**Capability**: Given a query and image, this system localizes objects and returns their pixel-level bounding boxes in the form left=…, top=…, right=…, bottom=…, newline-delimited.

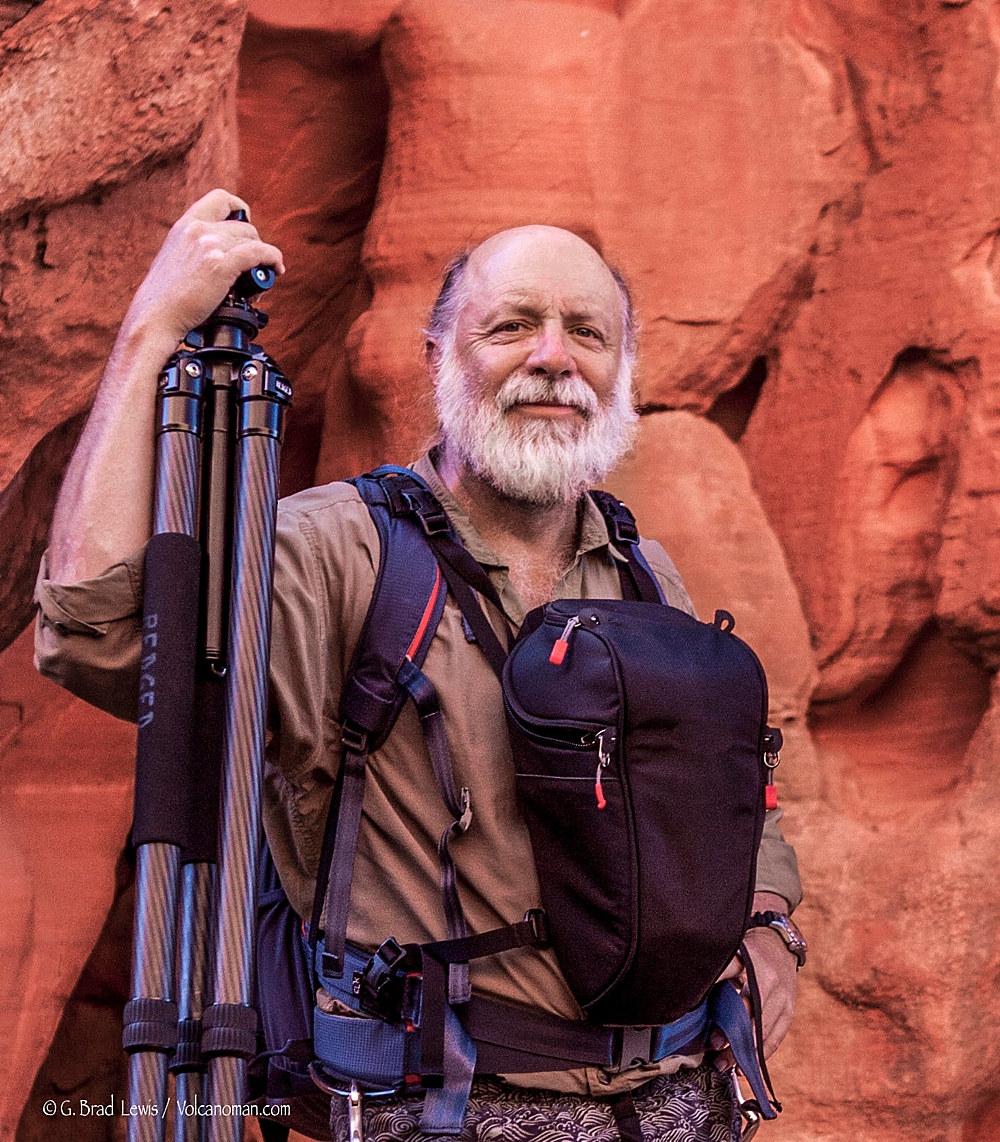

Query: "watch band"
left=747, top=910, right=807, bottom=968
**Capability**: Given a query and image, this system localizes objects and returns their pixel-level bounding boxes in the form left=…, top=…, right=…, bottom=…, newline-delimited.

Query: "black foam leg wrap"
left=133, top=532, right=202, bottom=848
left=122, top=997, right=180, bottom=1053
left=183, top=673, right=225, bottom=862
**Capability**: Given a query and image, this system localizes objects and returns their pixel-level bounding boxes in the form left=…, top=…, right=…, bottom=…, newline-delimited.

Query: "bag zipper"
left=549, top=615, right=581, bottom=665
left=593, top=727, right=617, bottom=809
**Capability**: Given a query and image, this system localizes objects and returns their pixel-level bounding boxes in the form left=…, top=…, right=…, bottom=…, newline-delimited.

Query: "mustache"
left=494, top=372, right=601, bottom=419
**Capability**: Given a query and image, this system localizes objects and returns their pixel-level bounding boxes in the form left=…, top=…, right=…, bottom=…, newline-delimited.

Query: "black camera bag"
left=503, top=599, right=770, bottom=1025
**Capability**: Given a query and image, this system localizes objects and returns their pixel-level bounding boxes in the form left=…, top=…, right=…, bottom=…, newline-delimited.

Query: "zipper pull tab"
left=764, top=753, right=780, bottom=810
left=594, top=727, right=617, bottom=810
left=763, top=726, right=782, bottom=811
left=549, top=615, right=581, bottom=665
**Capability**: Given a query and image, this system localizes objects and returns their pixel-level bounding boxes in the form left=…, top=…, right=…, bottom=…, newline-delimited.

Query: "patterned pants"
left=324, top=1064, right=740, bottom=1142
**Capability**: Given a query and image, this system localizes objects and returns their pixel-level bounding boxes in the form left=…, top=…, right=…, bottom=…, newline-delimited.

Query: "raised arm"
left=47, top=188, right=284, bottom=585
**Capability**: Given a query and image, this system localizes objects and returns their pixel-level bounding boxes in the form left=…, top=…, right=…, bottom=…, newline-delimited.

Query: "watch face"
left=772, top=917, right=807, bottom=965
left=750, top=911, right=807, bottom=966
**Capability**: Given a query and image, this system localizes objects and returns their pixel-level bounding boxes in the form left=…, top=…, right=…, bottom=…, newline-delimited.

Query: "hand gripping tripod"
left=123, top=215, right=291, bottom=1142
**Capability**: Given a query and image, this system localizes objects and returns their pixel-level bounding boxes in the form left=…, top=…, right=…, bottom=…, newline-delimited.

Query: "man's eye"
left=573, top=327, right=602, bottom=341
left=494, top=321, right=525, bottom=334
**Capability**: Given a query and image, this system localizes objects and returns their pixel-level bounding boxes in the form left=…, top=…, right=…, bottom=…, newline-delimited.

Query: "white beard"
left=433, top=346, right=639, bottom=506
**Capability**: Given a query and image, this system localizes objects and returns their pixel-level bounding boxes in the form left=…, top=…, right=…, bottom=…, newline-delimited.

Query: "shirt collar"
left=411, top=452, right=625, bottom=565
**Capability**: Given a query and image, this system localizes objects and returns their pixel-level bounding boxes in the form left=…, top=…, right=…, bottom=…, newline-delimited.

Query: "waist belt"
left=306, top=937, right=773, bottom=1134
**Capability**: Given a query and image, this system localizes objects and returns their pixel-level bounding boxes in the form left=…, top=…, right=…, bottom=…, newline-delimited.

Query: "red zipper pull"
left=764, top=743, right=780, bottom=810
left=549, top=615, right=581, bottom=665
left=594, top=728, right=616, bottom=809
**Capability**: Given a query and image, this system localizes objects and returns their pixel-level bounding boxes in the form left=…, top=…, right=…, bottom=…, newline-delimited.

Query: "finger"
left=219, top=238, right=285, bottom=277
left=762, top=996, right=795, bottom=1058
left=183, top=187, right=252, bottom=224
left=185, top=218, right=262, bottom=250
left=712, top=1046, right=735, bottom=1073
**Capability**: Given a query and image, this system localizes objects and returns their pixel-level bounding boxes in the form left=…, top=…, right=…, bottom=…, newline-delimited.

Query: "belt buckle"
left=618, top=1026, right=652, bottom=1071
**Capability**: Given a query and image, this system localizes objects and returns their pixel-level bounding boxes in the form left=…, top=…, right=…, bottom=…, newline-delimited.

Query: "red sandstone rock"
left=0, top=628, right=135, bottom=1134
left=0, top=0, right=247, bottom=223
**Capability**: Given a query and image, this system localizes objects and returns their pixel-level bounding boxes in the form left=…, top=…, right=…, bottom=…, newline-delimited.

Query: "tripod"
left=122, top=218, right=291, bottom=1142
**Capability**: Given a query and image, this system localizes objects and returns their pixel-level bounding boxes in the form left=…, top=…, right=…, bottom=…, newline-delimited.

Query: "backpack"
left=251, top=465, right=782, bottom=1141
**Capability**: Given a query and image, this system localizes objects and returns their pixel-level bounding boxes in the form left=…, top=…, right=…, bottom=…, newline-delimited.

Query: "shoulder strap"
left=311, top=467, right=509, bottom=982
left=588, top=490, right=665, bottom=604
left=337, top=468, right=449, bottom=750
left=311, top=468, right=449, bottom=976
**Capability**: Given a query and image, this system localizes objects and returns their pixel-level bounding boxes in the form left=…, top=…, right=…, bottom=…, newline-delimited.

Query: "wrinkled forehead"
left=462, top=227, right=623, bottom=331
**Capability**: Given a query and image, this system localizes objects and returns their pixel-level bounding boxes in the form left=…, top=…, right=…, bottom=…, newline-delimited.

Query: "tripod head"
left=183, top=209, right=276, bottom=348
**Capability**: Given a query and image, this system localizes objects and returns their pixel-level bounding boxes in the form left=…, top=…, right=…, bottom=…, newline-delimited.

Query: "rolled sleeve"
left=34, top=546, right=147, bottom=721
left=754, top=807, right=803, bottom=912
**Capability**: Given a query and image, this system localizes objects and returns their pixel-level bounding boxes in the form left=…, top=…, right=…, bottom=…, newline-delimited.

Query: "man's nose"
left=526, top=323, right=575, bottom=377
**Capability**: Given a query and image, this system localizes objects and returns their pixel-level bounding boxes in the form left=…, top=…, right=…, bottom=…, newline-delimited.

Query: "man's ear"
left=425, top=336, right=441, bottom=376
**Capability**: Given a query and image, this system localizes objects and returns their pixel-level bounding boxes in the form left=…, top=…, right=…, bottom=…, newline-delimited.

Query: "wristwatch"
left=747, top=910, right=807, bottom=968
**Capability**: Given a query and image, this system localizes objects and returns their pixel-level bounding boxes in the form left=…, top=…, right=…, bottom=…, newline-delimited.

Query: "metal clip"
left=730, top=1069, right=762, bottom=1140
left=347, top=1080, right=364, bottom=1142
left=307, top=1067, right=397, bottom=1142
left=457, top=786, right=473, bottom=833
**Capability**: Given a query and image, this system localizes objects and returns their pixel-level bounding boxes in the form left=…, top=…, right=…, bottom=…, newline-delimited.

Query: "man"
left=36, top=190, right=802, bottom=1141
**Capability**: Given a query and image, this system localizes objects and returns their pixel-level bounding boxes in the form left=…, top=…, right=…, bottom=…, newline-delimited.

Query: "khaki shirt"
left=35, top=455, right=801, bottom=1095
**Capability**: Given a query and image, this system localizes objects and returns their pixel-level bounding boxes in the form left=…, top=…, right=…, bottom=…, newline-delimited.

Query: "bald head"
left=427, top=225, right=636, bottom=363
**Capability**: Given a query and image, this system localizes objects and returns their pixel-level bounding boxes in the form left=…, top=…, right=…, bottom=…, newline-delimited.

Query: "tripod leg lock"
left=122, top=997, right=180, bottom=1053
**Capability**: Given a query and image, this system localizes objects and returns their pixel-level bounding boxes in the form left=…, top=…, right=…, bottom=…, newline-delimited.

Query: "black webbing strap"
left=464, top=992, right=616, bottom=1069
left=740, top=940, right=782, bottom=1113
left=418, top=952, right=451, bottom=1088
left=588, top=490, right=664, bottom=605
left=307, top=748, right=347, bottom=975
left=423, top=911, right=548, bottom=965
left=610, top=1092, right=645, bottom=1142
left=419, top=913, right=550, bottom=1086
left=425, top=534, right=512, bottom=680
left=319, top=742, right=368, bottom=978
left=398, top=658, right=473, bottom=1004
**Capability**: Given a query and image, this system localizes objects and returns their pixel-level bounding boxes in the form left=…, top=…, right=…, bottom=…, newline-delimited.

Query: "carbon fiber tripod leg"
left=203, top=369, right=288, bottom=1141
left=125, top=425, right=203, bottom=1142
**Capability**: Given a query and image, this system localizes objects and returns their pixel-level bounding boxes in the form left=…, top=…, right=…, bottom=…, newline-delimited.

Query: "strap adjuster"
left=523, top=908, right=550, bottom=947
left=400, top=488, right=450, bottom=536
left=357, top=938, right=421, bottom=1021
left=341, top=723, right=369, bottom=754
left=609, top=515, right=639, bottom=545
left=589, top=490, right=639, bottom=545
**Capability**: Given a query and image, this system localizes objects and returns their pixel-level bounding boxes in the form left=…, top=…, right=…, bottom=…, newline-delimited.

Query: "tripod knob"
left=226, top=210, right=276, bottom=298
